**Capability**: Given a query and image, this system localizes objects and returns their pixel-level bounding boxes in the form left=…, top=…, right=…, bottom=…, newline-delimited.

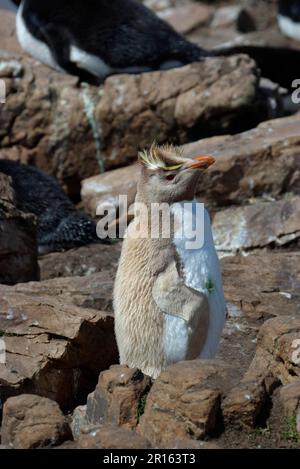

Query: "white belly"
left=70, top=45, right=112, bottom=78
left=278, top=14, right=300, bottom=41
left=16, top=2, right=112, bottom=79
left=16, top=2, right=63, bottom=71
left=164, top=201, right=226, bottom=361
left=16, top=2, right=153, bottom=80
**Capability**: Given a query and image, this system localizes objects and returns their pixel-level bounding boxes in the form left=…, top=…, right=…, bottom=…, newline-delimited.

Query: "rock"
left=213, top=196, right=300, bottom=255
left=250, top=315, right=300, bottom=384
left=71, top=405, right=87, bottom=440
left=297, top=408, right=300, bottom=435
left=222, top=314, right=300, bottom=429
left=39, top=242, right=121, bottom=280
left=86, top=365, right=151, bottom=430
left=81, top=164, right=140, bottom=217
left=211, top=6, right=256, bottom=33
left=159, top=3, right=213, bottom=35
left=138, top=360, right=233, bottom=445
left=143, top=0, right=175, bottom=13
left=6, top=268, right=117, bottom=312
left=0, top=283, right=118, bottom=409
left=83, top=113, right=300, bottom=223
left=221, top=252, right=300, bottom=321
left=72, top=424, right=151, bottom=449
left=222, top=379, right=267, bottom=429
left=279, top=380, right=300, bottom=418
left=0, top=43, right=265, bottom=198
left=186, top=113, right=300, bottom=206
left=0, top=173, right=39, bottom=285
left=2, top=394, right=71, bottom=449
left=97, top=55, right=260, bottom=167
left=0, top=172, right=15, bottom=202
left=0, top=10, right=21, bottom=54
left=0, top=49, right=103, bottom=198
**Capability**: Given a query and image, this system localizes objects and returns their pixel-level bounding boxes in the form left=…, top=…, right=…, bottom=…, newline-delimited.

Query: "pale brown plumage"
left=113, top=144, right=216, bottom=378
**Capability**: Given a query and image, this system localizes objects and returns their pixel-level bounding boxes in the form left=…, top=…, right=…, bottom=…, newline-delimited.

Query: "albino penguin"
left=278, top=0, right=300, bottom=41
left=114, top=145, right=227, bottom=379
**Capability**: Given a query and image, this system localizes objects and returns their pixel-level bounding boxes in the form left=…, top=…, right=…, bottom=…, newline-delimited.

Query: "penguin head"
left=138, top=143, right=215, bottom=204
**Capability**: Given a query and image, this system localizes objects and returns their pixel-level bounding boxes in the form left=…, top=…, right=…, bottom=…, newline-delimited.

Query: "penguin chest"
left=278, top=14, right=300, bottom=40
left=163, top=202, right=226, bottom=361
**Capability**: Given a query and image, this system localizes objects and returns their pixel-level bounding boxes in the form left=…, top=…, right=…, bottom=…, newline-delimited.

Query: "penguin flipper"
left=152, top=260, right=209, bottom=325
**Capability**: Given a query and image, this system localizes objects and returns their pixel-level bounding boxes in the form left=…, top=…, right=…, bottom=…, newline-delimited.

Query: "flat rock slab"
left=97, top=55, right=259, bottom=166
left=221, top=252, right=300, bottom=321
left=186, top=113, right=300, bottom=206
left=0, top=283, right=118, bottom=409
left=213, top=196, right=300, bottom=254
left=81, top=165, right=140, bottom=217
left=39, top=242, right=122, bottom=281
left=81, top=113, right=300, bottom=218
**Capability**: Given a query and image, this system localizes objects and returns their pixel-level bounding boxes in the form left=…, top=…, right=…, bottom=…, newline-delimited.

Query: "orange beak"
left=189, top=155, right=216, bottom=169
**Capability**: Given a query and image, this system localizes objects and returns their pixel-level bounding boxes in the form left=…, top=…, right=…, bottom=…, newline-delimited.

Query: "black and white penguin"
left=0, top=159, right=99, bottom=254
left=278, top=0, right=300, bottom=41
left=11, top=0, right=300, bottom=91
left=12, top=0, right=209, bottom=83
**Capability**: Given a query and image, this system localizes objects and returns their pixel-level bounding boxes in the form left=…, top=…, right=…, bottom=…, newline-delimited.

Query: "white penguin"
left=114, top=144, right=227, bottom=379
left=278, top=0, right=300, bottom=41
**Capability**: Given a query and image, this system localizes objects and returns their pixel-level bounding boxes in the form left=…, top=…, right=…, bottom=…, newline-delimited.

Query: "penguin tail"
left=169, top=39, right=212, bottom=65
left=212, top=45, right=300, bottom=91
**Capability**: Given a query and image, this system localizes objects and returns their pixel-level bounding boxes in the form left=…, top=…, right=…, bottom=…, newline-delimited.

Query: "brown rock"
left=211, top=6, right=256, bottom=33
left=86, top=365, right=151, bottom=430
left=0, top=282, right=118, bottom=409
left=0, top=173, right=39, bottom=285
left=186, top=113, right=300, bottom=206
left=297, top=408, right=300, bottom=435
left=81, top=164, right=140, bottom=217
left=75, top=424, right=151, bottom=449
left=39, top=242, right=121, bottom=281
left=251, top=315, right=300, bottom=384
left=221, top=252, right=300, bottom=321
left=138, top=360, right=233, bottom=445
left=7, top=269, right=117, bottom=312
left=213, top=196, right=300, bottom=254
left=0, top=48, right=263, bottom=198
left=82, top=113, right=300, bottom=224
left=279, top=380, right=300, bottom=418
left=222, top=315, right=300, bottom=428
left=71, top=405, right=87, bottom=440
left=96, top=55, right=259, bottom=166
left=0, top=10, right=21, bottom=54
left=0, top=172, right=15, bottom=203
left=2, top=394, right=71, bottom=449
left=0, top=51, right=103, bottom=198
left=159, top=3, right=213, bottom=34
left=222, top=379, right=267, bottom=428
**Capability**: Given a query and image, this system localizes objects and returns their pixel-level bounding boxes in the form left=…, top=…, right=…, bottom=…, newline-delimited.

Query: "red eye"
left=165, top=174, right=175, bottom=181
